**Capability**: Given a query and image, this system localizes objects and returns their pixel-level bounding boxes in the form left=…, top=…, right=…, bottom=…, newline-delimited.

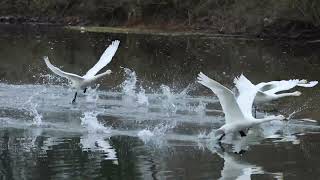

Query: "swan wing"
left=263, top=79, right=302, bottom=94
left=83, top=40, right=120, bottom=79
left=257, top=79, right=318, bottom=94
left=255, top=82, right=277, bottom=92
left=234, top=74, right=258, bottom=118
left=197, top=72, right=244, bottom=124
left=43, top=56, right=84, bottom=82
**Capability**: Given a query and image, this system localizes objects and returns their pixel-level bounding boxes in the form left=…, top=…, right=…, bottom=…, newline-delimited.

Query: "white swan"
left=197, top=72, right=285, bottom=141
left=44, top=40, right=120, bottom=103
left=254, top=79, right=318, bottom=103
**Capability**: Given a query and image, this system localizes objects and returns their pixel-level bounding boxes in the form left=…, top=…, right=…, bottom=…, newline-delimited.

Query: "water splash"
left=137, top=86, right=149, bottom=106
left=159, top=84, right=207, bottom=116
left=28, top=103, right=43, bottom=126
left=121, top=68, right=137, bottom=98
left=121, top=67, right=149, bottom=106
left=80, top=111, right=110, bottom=134
left=193, top=101, right=207, bottom=115
left=197, top=131, right=210, bottom=139
left=39, top=73, right=68, bottom=86
left=137, top=129, right=154, bottom=143
left=287, top=106, right=308, bottom=120
left=23, top=90, right=44, bottom=126
left=160, top=85, right=177, bottom=114
left=138, top=121, right=176, bottom=146
left=178, top=83, right=196, bottom=97
left=85, top=85, right=100, bottom=103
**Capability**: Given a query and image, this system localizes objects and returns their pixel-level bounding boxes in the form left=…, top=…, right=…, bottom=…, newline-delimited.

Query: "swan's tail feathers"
left=197, top=72, right=221, bottom=91
left=297, top=81, right=318, bottom=88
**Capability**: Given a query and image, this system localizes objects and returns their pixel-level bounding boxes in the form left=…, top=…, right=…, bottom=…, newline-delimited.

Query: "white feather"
left=254, top=78, right=318, bottom=103
left=44, top=56, right=84, bottom=84
left=197, top=72, right=285, bottom=138
left=234, top=74, right=258, bottom=119
left=83, top=40, right=120, bottom=79
left=44, top=40, right=120, bottom=90
left=197, top=72, right=244, bottom=124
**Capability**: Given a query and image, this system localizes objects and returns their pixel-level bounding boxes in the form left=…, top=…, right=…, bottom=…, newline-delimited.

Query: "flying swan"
left=254, top=79, right=318, bottom=103
left=197, top=72, right=285, bottom=141
left=44, top=40, right=120, bottom=103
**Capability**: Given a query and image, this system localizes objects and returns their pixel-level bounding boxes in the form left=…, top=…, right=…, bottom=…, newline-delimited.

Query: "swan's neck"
left=275, top=92, right=297, bottom=98
left=93, top=70, right=111, bottom=80
left=252, top=116, right=279, bottom=124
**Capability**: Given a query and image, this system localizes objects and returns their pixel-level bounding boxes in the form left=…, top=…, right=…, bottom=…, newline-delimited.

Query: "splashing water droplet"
left=138, top=129, right=154, bottom=143
left=81, top=111, right=110, bottom=134
left=23, top=89, right=44, bottom=126
left=160, top=85, right=177, bottom=114
left=138, top=121, right=176, bottom=146
left=197, top=131, right=209, bottom=139
left=121, top=68, right=149, bottom=106
left=85, top=85, right=100, bottom=103
left=29, top=103, right=42, bottom=126
left=137, top=86, right=149, bottom=106
left=194, top=101, right=207, bottom=115
left=121, top=68, right=137, bottom=98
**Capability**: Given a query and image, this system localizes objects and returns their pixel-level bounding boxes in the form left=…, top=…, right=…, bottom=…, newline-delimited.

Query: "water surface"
left=0, top=24, right=320, bottom=179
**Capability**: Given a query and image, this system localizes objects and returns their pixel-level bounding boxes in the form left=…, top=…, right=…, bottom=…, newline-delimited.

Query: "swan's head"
left=293, top=91, right=302, bottom=96
left=106, top=70, right=112, bottom=75
left=275, top=115, right=286, bottom=120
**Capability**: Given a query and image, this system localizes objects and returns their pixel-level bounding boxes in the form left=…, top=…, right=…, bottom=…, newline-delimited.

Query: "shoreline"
left=66, top=26, right=256, bottom=39
left=0, top=18, right=320, bottom=42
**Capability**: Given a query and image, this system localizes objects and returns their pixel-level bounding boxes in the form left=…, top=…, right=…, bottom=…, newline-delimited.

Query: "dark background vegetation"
left=1, top=0, right=320, bottom=38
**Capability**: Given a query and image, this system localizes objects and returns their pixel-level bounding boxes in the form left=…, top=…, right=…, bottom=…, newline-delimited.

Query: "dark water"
left=0, top=24, right=320, bottom=179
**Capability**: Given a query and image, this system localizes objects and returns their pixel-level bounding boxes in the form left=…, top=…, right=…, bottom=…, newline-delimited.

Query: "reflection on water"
left=0, top=24, right=320, bottom=179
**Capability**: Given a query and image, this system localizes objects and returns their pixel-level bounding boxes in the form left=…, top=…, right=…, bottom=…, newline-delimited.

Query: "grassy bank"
left=1, top=0, right=320, bottom=39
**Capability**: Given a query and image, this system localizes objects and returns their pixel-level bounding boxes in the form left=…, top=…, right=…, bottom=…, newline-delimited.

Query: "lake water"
left=0, top=24, right=320, bottom=179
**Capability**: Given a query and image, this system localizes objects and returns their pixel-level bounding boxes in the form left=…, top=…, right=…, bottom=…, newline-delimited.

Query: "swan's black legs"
left=83, top=88, right=87, bottom=93
left=239, top=131, right=246, bottom=137
left=72, top=92, right=78, bottom=104
left=218, top=141, right=225, bottom=152
left=218, top=133, right=226, bottom=141
left=234, top=149, right=247, bottom=155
